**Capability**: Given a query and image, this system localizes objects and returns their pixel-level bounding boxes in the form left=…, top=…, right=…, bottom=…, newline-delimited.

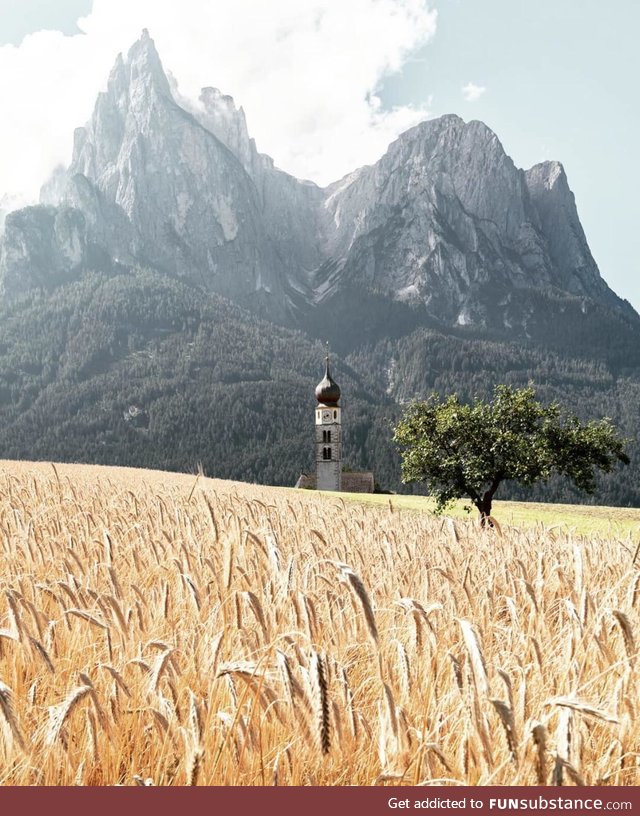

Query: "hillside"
left=0, top=264, right=637, bottom=504
left=0, top=459, right=637, bottom=786
left=0, top=268, right=397, bottom=485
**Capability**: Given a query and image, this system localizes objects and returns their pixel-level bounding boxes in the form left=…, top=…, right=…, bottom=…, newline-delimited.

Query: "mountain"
left=37, top=30, right=325, bottom=324
left=23, top=30, right=632, bottom=333
left=0, top=31, right=638, bottom=505
left=308, top=118, right=635, bottom=348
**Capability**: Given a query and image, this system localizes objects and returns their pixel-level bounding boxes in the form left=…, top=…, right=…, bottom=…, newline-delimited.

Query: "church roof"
left=315, top=355, right=341, bottom=405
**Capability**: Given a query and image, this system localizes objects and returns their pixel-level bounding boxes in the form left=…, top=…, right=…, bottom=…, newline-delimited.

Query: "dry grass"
left=0, top=459, right=638, bottom=786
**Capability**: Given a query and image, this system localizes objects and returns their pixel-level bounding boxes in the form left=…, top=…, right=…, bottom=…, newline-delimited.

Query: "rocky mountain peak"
left=194, top=87, right=256, bottom=174
left=65, top=30, right=175, bottom=195
left=524, top=159, right=613, bottom=302
left=88, top=29, right=172, bottom=129
left=123, top=29, right=171, bottom=97
left=33, top=30, right=329, bottom=322
left=526, top=161, right=569, bottom=193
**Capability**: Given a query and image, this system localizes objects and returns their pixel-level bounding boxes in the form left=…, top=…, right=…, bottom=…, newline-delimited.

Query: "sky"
left=0, top=0, right=637, bottom=311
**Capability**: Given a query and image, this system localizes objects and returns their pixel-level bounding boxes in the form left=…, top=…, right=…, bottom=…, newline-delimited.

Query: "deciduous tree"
left=393, top=385, right=630, bottom=523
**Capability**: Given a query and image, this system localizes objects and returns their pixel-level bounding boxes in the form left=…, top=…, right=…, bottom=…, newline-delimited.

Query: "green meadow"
left=321, top=490, right=640, bottom=542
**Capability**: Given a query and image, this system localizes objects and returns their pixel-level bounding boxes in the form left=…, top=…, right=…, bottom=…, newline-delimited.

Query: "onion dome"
left=315, top=354, right=341, bottom=405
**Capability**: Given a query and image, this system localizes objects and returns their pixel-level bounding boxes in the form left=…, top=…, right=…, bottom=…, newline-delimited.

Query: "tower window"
left=322, top=430, right=332, bottom=443
left=323, top=447, right=332, bottom=460
left=334, top=410, right=337, bottom=419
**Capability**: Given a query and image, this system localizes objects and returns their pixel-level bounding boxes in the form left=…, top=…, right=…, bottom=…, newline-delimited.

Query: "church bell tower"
left=315, top=351, right=342, bottom=491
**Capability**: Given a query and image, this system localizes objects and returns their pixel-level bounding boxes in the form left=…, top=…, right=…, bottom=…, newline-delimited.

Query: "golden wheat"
left=0, top=459, right=637, bottom=785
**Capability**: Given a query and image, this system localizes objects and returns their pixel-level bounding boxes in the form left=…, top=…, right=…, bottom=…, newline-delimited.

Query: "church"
left=295, top=354, right=375, bottom=494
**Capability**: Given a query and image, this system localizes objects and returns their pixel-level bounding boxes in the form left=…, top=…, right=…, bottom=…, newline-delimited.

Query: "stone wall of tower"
left=315, top=406, right=342, bottom=491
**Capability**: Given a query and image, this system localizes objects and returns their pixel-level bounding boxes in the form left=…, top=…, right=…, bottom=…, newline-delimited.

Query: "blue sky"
left=0, top=0, right=90, bottom=41
left=1, top=0, right=637, bottom=311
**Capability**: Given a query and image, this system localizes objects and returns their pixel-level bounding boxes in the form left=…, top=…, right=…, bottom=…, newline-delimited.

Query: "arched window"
left=334, top=410, right=337, bottom=419
left=322, top=447, right=332, bottom=460
left=327, top=430, right=331, bottom=443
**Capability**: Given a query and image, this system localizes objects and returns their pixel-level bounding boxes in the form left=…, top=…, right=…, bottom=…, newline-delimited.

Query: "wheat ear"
left=310, top=651, right=330, bottom=755
left=0, top=681, right=26, bottom=752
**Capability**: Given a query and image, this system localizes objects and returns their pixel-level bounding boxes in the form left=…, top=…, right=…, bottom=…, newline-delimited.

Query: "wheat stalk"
left=310, top=651, right=331, bottom=756
left=334, top=562, right=378, bottom=645
left=0, top=681, right=26, bottom=752
left=458, top=618, right=490, bottom=696
left=46, top=685, right=93, bottom=745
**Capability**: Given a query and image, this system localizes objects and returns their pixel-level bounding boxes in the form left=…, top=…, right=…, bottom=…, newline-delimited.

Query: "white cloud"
left=460, top=82, right=487, bottom=102
left=0, top=0, right=437, bottom=204
left=461, top=82, right=486, bottom=102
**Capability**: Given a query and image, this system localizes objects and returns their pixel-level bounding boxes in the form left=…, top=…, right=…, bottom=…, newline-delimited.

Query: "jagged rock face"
left=315, top=116, right=625, bottom=329
left=0, top=206, right=87, bottom=298
left=50, top=30, right=324, bottom=320
left=0, top=30, right=632, bottom=336
left=525, top=161, right=613, bottom=302
left=0, top=193, right=27, bottom=233
left=193, top=87, right=256, bottom=177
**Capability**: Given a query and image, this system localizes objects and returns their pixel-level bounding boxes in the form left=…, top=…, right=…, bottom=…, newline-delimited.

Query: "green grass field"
left=320, top=490, right=640, bottom=541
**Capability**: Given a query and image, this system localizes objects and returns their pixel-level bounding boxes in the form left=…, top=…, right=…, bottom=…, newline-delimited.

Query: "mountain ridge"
left=2, top=29, right=632, bottom=334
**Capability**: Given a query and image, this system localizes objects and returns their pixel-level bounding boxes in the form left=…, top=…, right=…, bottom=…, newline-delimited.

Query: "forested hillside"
left=0, top=267, right=395, bottom=485
left=0, top=265, right=636, bottom=506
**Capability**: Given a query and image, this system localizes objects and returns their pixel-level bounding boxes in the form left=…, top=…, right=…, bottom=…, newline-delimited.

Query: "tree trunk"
left=477, top=495, right=493, bottom=527
left=476, top=477, right=503, bottom=527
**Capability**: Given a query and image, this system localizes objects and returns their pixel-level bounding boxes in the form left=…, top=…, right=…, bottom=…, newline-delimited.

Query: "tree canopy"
left=393, top=385, right=630, bottom=521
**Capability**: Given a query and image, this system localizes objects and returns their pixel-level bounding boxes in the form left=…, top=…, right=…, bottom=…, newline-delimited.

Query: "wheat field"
left=0, top=460, right=638, bottom=786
